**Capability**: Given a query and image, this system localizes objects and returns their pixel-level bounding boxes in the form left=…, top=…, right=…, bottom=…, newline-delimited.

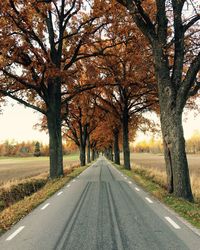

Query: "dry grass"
left=114, top=163, right=200, bottom=229
left=133, top=164, right=167, bottom=187
left=0, top=165, right=78, bottom=211
left=0, top=164, right=88, bottom=235
left=190, top=174, right=200, bottom=202
left=0, top=178, right=47, bottom=211
left=130, top=153, right=200, bottom=202
left=0, top=172, right=48, bottom=191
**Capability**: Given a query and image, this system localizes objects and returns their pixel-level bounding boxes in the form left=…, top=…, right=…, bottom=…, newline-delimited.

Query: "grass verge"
left=113, top=163, right=200, bottom=229
left=0, top=164, right=89, bottom=236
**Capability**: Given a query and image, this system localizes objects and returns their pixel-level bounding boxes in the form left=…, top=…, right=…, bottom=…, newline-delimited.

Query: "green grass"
left=63, top=153, right=79, bottom=161
left=113, top=163, right=200, bottom=229
left=0, top=153, right=79, bottom=162
left=0, top=163, right=89, bottom=236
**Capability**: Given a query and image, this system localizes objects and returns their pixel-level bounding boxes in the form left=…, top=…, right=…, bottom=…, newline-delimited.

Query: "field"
left=130, top=153, right=200, bottom=174
left=129, top=153, right=200, bottom=200
left=0, top=154, right=79, bottom=184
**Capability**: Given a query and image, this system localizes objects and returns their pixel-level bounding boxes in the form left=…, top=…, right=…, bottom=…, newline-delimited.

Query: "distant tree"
left=90, top=115, right=115, bottom=160
left=186, top=130, right=200, bottom=154
left=64, top=91, right=101, bottom=166
left=34, top=142, right=41, bottom=157
left=134, top=138, right=163, bottom=154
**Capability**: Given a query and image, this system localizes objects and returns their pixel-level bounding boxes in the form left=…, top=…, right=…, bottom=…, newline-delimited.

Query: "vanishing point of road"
left=0, top=157, right=200, bottom=249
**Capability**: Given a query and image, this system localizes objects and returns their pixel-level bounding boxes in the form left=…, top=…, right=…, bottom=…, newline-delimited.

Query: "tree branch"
left=183, top=15, right=200, bottom=33
left=177, top=51, right=200, bottom=110
left=0, top=89, right=46, bottom=114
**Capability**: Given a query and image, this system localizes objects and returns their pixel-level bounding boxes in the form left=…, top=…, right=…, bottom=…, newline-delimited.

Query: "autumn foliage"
left=0, top=0, right=199, bottom=202
left=0, top=0, right=112, bottom=177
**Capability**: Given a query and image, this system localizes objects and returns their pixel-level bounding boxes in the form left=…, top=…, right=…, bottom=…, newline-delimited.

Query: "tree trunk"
left=153, top=45, right=193, bottom=201
left=163, top=138, right=174, bottom=193
left=113, top=128, right=120, bottom=165
left=92, top=149, right=95, bottom=161
left=87, top=135, right=91, bottom=164
left=160, top=110, right=193, bottom=201
left=104, top=148, right=108, bottom=159
left=95, top=151, right=99, bottom=159
left=163, top=138, right=173, bottom=193
left=109, top=146, right=113, bottom=161
left=122, top=109, right=131, bottom=170
left=94, top=150, right=97, bottom=160
left=105, top=147, right=112, bottom=161
left=79, top=144, right=86, bottom=166
left=116, top=0, right=194, bottom=202
left=47, top=78, right=63, bottom=178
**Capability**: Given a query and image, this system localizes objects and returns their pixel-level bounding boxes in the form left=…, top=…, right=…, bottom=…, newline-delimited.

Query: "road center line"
left=124, top=177, right=127, bottom=180
left=41, top=203, right=50, bottom=210
left=67, top=184, right=71, bottom=188
left=145, top=197, right=153, bottom=203
left=165, top=217, right=181, bottom=229
left=57, top=191, right=63, bottom=196
left=128, top=181, right=132, bottom=184
left=72, top=179, right=76, bottom=182
left=135, top=187, right=140, bottom=192
left=6, top=226, right=25, bottom=241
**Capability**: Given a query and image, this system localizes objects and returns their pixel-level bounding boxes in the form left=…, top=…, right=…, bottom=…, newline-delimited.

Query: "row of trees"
left=116, top=0, right=200, bottom=201
left=186, top=131, right=200, bottom=154
left=0, top=140, right=76, bottom=157
left=0, top=141, right=47, bottom=156
left=133, top=138, right=163, bottom=154
left=134, top=130, right=200, bottom=154
left=0, top=0, right=157, bottom=170
left=0, top=1, right=199, bottom=201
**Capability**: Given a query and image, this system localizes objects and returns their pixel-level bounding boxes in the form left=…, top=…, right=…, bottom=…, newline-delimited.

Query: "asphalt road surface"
left=0, top=157, right=200, bottom=250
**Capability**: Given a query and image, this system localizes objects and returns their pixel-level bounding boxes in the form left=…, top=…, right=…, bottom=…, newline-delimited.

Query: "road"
left=0, top=157, right=200, bottom=249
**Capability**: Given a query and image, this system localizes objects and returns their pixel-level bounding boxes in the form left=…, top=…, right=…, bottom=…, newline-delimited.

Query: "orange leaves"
left=0, top=0, right=157, bottom=154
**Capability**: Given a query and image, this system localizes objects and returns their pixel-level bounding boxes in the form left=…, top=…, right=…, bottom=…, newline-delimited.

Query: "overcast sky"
left=0, top=102, right=49, bottom=144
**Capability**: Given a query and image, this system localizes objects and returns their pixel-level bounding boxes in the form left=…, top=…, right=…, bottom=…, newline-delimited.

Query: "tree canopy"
left=0, top=0, right=199, bottom=201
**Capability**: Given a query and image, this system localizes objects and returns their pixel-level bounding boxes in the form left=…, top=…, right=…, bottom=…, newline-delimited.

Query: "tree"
left=64, top=91, right=100, bottom=166
left=116, top=0, right=200, bottom=200
left=93, top=111, right=122, bottom=163
left=34, top=141, right=41, bottom=157
left=186, top=130, right=200, bottom=154
left=89, top=114, right=115, bottom=160
left=0, top=0, right=107, bottom=178
left=113, top=126, right=121, bottom=165
left=93, top=28, right=157, bottom=169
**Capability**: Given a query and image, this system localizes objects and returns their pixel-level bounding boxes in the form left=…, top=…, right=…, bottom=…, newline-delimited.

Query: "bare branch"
left=0, top=89, right=46, bottom=114
left=183, top=15, right=200, bottom=32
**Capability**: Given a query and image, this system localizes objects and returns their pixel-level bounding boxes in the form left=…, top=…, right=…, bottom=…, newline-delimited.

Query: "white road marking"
left=6, top=226, right=25, bottom=241
left=121, top=174, right=124, bottom=177
left=145, top=197, right=153, bottom=203
left=135, top=187, right=140, bottom=192
left=57, top=191, right=63, bottom=196
left=41, top=203, right=50, bottom=210
left=67, top=184, right=71, bottom=188
left=165, top=217, right=181, bottom=229
left=72, top=179, right=76, bottom=182
left=128, top=181, right=132, bottom=184
left=124, top=177, right=127, bottom=180
left=77, top=176, right=80, bottom=178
